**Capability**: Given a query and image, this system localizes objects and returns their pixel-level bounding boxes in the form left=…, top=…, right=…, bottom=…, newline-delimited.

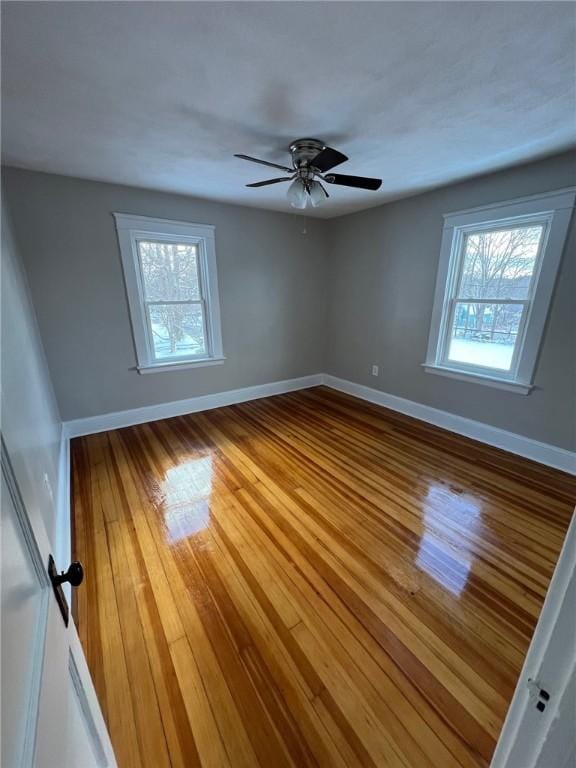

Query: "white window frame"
left=424, top=188, right=575, bottom=395
left=113, top=213, right=224, bottom=374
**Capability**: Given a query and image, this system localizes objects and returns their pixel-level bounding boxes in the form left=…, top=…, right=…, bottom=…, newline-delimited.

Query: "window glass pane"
left=446, top=301, right=523, bottom=371
left=138, top=241, right=200, bottom=301
left=459, top=226, right=543, bottom=300
left=148, top=303, right=206, bottom=359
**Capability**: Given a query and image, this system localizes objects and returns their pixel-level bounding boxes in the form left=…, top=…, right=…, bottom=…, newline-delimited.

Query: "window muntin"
left=441, top=223, right=545, bottom=375
left=114, top=215, right=223, bottom=372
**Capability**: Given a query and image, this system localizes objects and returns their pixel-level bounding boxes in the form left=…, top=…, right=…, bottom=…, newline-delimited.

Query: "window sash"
left=136, top=239, right=202, bottom=299
left=439, top=298, right=530, bottom=376
left=143, top=299, right=209, bottom=363
left=453, top=223, right=546, bottom=303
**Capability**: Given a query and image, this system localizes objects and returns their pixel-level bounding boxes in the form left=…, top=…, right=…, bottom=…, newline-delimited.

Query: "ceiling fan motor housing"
left=289, top=138, right=326, bottom=170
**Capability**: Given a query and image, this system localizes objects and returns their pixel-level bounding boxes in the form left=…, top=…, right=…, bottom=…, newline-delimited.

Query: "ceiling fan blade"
left=234, top=154, right=293, bottom=173
left=246, top=177, right=292, bottom=187
left=311, top=147, right=348, bottom=172
left=324, top=174, right=382, bottom=191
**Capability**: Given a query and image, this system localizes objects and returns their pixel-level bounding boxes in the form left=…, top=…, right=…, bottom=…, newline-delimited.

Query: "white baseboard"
left=63, top=374, right=324, bottom=438
left=323, top=374, right=576, bottom=475
left=61, top=371, right=575, bottom=475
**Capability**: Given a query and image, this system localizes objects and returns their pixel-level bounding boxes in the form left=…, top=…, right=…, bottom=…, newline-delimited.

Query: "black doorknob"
left=53, top=561, right=84, bottom=588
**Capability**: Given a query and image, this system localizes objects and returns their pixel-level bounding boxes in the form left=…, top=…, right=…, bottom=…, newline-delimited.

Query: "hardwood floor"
left=71, top=386, right=575, bottom=768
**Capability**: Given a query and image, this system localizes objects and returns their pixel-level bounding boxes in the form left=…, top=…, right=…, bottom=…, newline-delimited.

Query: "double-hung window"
left=425, top=189, right=574, bottom=393
left=114, top=214, right=224, bottom=373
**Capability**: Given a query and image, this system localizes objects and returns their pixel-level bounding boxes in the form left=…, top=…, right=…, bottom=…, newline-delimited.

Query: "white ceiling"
left=2, top=2, right=575, bottom=218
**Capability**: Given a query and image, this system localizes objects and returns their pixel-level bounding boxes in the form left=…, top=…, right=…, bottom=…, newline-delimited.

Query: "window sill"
left=137, top=357, right=226, bottom=374
left=422, top=364, right=533, bottom=395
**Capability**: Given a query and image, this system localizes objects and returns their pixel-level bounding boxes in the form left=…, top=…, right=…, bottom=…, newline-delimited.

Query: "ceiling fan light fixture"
left=287, top=178, right=308, bottom=209
left=308, top=180, right=326, bottom=208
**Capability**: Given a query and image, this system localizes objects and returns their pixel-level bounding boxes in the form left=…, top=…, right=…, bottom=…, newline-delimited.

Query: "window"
left=114, top=214, right=224, bottom=373
left=425, top=188, right=575, bottom=394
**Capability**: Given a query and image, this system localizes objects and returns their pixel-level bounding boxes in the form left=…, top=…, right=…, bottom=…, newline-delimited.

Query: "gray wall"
left=3, top=152, right=574, bottom=450
left=326, top=151, right=576, bottom=450
left=1, top=193, right=62, bottom=550
left=3, top=168, right=329, bottom=420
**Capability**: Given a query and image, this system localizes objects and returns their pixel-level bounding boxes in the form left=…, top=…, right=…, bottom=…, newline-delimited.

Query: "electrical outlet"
left=371, top=365, right=379, bottom=376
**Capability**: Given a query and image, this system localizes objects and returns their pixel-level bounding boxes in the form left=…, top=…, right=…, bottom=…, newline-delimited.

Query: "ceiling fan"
left=234, top=138, right=382, bottom=209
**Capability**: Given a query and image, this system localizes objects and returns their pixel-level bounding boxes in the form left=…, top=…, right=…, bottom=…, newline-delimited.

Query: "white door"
left=1, top=440, right=116, bottom=768
left=490, top=510, right=576, bottom=768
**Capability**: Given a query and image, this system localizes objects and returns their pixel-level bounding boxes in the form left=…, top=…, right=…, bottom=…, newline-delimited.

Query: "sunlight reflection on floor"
left=161, top=455, right=213, bottom=543
left=415, top=483, right=484, bottom=596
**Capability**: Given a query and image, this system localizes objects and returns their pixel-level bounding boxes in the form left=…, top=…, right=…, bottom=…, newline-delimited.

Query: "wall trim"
left=323, top=374, right=576, bottom=475
left=55, top=425, right=72, bottom=597
left=63, top=374, right=324, bottom=438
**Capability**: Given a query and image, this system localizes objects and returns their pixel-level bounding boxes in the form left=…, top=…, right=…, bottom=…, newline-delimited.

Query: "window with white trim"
left=424, top=189, right=575, bottom=394
left=114, top=214, right=224, bottom=373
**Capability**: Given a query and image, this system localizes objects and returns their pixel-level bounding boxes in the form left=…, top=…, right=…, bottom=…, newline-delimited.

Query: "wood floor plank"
left=107, top=430, right=187, bottom=645
left=106, top=520, right=172, bottom=768
left=120, top=423, right=287, bottom=768
left=230, top=482, right=493, bottom=768
left=169, top=636, right=234, bottom=768
left=207, top=520, right=352, bottom=768
left=220, top=486, right=484, bottom=768
left=194, top=415, right=505, bottom=741
left=72, top=386, right=574, bottom=767
left=84, top=436, right=143, bottom=768
left=219, top=492, right=435, bottom=767
left=106, top=435, right=200, bottom=768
